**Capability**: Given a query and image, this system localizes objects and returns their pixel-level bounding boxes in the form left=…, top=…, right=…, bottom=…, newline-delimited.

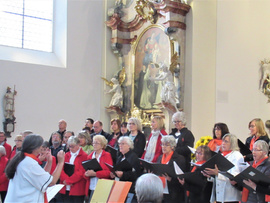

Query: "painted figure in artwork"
left=150, top=63, right=178, bottom=111
left=4, top=86, right=17, bottom=121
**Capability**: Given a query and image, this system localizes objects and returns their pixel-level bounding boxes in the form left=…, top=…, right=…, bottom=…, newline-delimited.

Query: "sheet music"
left=173, top=161, right=184, bottom=175
left=46, top=184, right=64, bottom=202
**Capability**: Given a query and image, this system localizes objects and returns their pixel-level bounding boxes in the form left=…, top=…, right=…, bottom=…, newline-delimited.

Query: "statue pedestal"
left=106, top=106, right=125, bottom=121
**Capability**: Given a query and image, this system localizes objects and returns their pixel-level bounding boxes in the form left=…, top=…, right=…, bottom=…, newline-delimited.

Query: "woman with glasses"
left=178, top=145, right=212, bottom=203
left=77, top=131, right=93, bottom=155
left=127, top=117, right=146, bottom=158
left=84, top=135, right=113, bottom=202
left=157, top=135, right=186, bottom=203
left=110, top=136, right=143, bottom=200
left=0, top=132, right=11, bottom=159
left=245, top=118, right=269, bottom=162
left=241, top=140, right=270, bottom=203
left=170, top=111, right=194, bottom=171
left=107, top=118, right=122, bottom=149
left=203, top=134, right=244, bottom=203
left=208, top=123, right=229, bottom=153
left=59, top=136, right=88, bottom=203
left=10, top=134, right=23, bottom=159
left=141, top=116, right=167, bottom=163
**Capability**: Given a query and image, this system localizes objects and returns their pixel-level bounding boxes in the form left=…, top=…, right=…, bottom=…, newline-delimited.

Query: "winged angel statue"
left=102, top=68, right=126, bottom=108
left=260, top=60, right=270, bottom=102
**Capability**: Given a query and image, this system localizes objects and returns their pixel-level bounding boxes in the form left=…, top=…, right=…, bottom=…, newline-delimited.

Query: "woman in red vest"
left=59, top=136, right=87, bottom=203
left=141, top=116, right=167, bottom=163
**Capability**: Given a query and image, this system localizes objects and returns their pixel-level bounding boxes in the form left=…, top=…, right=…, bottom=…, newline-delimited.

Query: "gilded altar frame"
left=106, top=0, right=191, bottom=127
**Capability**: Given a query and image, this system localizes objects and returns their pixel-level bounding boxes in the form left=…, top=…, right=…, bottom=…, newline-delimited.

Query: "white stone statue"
left=4, top=86, right=17, bottom=121
left=150, top=63, right=178, bottom=111
left=106, top=78, right=123, bottom=108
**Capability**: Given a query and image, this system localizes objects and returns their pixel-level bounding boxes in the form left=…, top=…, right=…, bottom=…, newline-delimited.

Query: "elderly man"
left=90, top=121, right=110, bottom=140
left=49, top=119, right=67, bottom=146
left=135, top=173, right=163, bottom=203
left=50, top=132, right=65, bottom=162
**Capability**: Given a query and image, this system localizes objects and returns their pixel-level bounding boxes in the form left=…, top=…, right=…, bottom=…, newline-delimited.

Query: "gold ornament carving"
left=135, top=0, right=155, bottom=24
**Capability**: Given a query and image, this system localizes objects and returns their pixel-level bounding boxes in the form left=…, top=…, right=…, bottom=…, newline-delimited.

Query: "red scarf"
left=187, top=160, right=206, bottom=196
left=222, top=150, right=232, bottom=157
left=159, top=151, right=174, bottom=188
left=242, top=156, right=269, bottom=202
left=249, top=136, right=259, bottom=150
left=208, top=139, right=223, bottom=152
left=25, top=153, right=48, bottom=203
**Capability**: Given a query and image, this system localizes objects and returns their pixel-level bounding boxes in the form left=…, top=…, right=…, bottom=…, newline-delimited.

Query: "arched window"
left=0, top=0, right=53, bottom=52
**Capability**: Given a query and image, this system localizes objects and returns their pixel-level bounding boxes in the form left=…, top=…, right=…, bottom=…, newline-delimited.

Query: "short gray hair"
left=254, top=140, right=269, bottom=154
left=128, top=117, right=142, bottom=132
left=135, top=173, right=163, bottom=203
left=172, top=111, right=186, bottom=126
left=0, top=146, right=6, bottom=156
left=161, top=135, right=176, bottom=150
left=67, top=136, right=80, bottom=146
left=118, top=136, right=134, bottom=150
left=223, top=133, right=239, bottom=151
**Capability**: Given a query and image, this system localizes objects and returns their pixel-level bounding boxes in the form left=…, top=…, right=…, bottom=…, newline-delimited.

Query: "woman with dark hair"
left=178, top=145, right=213, bottom=203
left=5, top=134, right=65, bottom=202
left=208, top=123, right=229, bottom=153
left=120, top=122, right=129, bottom=136
left=107, top=118, right=122, bottom=149
left=245, top=118, right=269, bottom=162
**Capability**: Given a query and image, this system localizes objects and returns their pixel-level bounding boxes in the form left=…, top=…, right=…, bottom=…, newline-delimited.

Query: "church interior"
left=0, top=0, right=270, bottom=145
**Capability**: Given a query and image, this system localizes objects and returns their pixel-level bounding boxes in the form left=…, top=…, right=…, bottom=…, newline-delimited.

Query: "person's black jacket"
left=170, top=127, right=195, bottom=171
left=157, top=151, right=186, bottom=203
left=181, top=167, right=212, bottom=203
left=90, top=129, right=110, bottom=140
left=245, top=135, right=269, bottom=161
left=116, top=150, right=143, bottom=193
left=127, top=131, right=146, bottom=158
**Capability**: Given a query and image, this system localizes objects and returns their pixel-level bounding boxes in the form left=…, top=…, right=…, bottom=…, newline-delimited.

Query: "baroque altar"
left=105, top=0, right=191, bottom=131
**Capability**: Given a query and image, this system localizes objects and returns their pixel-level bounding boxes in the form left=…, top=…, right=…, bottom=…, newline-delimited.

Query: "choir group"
left=0, top=113, right=270, bottom=203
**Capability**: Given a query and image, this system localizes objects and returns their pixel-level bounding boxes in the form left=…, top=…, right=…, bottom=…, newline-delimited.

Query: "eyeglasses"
left=161, top=143, right=170, bottom=147
left=128, top=123, right=135, bottom=125
left=195, top=151, right=203, bottom=155
left=173, top=121, right=181, bottom=124
left=14, top=140, right=22, bottom=142
left=118, top=142, right=127, bottom=146
left=249, top=125, right=256, bottom=128
left=93, top=142, right=101, bottom=145
left=223, top=140, right=230, bottom=144
left=252, top=149, right=263, bottom=152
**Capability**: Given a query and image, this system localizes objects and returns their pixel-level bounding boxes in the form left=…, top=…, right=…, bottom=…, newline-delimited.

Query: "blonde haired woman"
left=245, top=118, right=269, bottom=161
left=141, top=116, right=167, bottom=163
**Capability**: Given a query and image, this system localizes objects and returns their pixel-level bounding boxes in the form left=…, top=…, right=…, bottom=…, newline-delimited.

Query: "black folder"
left=138, top=158, right=176, bottom=178
left=105, top=145, right=117, bottom=162
left=64, top=162, right=74, bottom=176
left=238, top=139, right=252, bottom=156
left=178, top=171, right=206, bottom=187
left=82, top=158, right=102, bottom=171
left=220, top=166, right=270, bottom=189
left=105, top=159, right=132, bottom=173
left=198, top=153, right=234, bottom=172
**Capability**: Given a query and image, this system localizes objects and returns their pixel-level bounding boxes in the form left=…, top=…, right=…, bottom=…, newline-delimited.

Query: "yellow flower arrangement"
left=191, top=135, right=213, bottom=161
